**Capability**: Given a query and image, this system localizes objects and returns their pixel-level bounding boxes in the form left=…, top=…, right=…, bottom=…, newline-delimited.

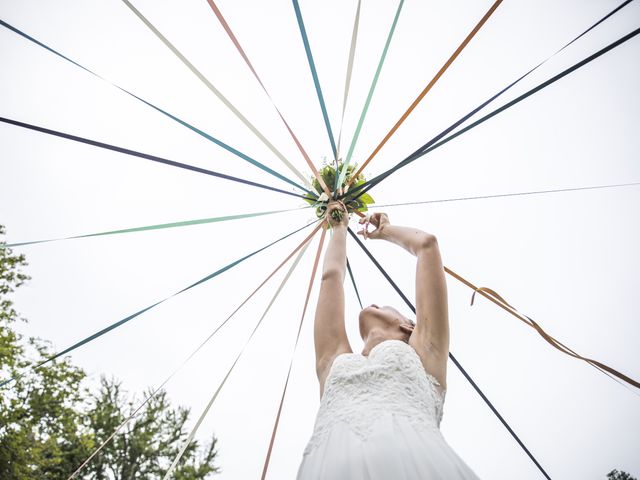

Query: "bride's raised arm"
left=314, top=202, right=353, bottom=397
left=358, top=213, right=449, bottom=390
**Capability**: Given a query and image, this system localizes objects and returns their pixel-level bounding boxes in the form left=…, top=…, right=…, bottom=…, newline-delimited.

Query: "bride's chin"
left=358, top=310, right=374, bottom=338
left=358, top=307, right=371, bottom=322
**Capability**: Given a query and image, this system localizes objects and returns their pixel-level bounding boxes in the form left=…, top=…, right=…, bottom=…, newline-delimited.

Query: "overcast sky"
left=1, top=0, right=639, bottom=479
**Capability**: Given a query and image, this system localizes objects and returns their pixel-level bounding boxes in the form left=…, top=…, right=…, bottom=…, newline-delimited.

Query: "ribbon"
left=203, top=0, right=329, bottom=197
left=347, top=19, right=640, bottom=201
left=346, top=258, right=364, bottom=309
left=260, top=228, right=327, bottom=479
left=120, top=0, right=312, bottom=189
left=0, top=116, right=308, bottom=201
left=0, top=220, right=319, bottom=388
left=368, top=181, right=640, bottom=209
left=4, top=207, right=309, bottom=248
left=162, top=230, right=319, bottom=480
left=349, top=0, right=504, bottom=184
left=335, top=0, right=362, bottom=163
left=0, top=18, right=310, bottom=195
left=348, top=228, right=552, bottom=479
left=68, top=222, right=322, bottom=479
left=336, top=0, right=405, bottom=192
left=465, top=283, right=640, bottom=390
left=292, top=0, right=337, bottom=163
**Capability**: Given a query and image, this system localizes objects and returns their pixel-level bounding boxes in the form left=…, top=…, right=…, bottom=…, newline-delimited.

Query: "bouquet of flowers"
left=304, top=161, right=375, bottom=221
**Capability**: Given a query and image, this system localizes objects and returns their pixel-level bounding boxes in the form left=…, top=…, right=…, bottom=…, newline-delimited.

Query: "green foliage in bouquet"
left=303, top=161, right=375, bottom=218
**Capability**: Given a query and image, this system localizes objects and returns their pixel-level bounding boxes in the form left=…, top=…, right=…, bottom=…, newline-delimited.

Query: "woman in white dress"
left=297, top=201, right=480, bottom=479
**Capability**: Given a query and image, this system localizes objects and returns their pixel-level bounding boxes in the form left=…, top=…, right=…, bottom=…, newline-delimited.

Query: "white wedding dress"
left=297, top=339, right=480, bottom=479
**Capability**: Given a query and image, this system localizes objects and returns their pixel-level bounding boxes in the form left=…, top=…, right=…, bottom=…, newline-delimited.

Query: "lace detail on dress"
left=303, top=339, right=445, bottom=456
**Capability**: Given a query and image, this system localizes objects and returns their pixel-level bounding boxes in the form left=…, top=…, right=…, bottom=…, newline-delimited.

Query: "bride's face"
left=358, top=304, right=414, bottom=340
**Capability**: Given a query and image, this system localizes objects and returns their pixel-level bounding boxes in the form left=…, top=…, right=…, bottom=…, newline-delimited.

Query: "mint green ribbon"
left=4, top=207, right=309, bottom=248
left=336, top=0, right=405, bottom=188
left=0, top=220, right=318, bottom=389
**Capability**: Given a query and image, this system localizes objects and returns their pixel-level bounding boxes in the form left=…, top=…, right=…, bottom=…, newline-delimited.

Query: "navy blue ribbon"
left=0, top=18, right=313, bottom=196
left=348, top=228, right=552, bottom=480
left=344, top=9, right=638, bottom=202
left=0, top=116, right=309, bottom=200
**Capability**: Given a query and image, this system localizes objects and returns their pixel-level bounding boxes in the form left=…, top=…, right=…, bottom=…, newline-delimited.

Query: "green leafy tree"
left=0, top=226, right=219, bottom=479
left=608, top=470, right=637, bottom=480
left=85, top=377, right=218, bottom=480
left=0, top=225, right=89, bottom=478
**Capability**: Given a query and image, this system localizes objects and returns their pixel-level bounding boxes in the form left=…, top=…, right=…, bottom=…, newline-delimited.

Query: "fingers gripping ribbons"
left=358, top=212, right=389, bottom=239
left=331, top=207, right=345, bottom=223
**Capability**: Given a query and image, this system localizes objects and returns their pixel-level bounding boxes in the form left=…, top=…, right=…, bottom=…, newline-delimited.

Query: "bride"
left=297, top=201, right=480, bottom=479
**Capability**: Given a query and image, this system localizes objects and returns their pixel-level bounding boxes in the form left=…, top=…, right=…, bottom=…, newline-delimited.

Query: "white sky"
left=1, top=0, right=639, bottom=479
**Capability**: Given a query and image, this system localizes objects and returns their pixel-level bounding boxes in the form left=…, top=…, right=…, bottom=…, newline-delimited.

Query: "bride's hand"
left=325, top=201, right=349, bottom=229
left=357, top=212, right=389, bottom=240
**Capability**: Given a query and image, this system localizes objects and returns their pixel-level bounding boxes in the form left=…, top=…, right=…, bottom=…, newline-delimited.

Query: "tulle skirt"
left=296, top=413, right=480, bottom=480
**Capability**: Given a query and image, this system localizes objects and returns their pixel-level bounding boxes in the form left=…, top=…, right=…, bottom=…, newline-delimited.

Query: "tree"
left=608, top=470, right=637, bottom=480
left=0, top=226, right=220, bottom=479
left=84, top=377, right=218, bottom=480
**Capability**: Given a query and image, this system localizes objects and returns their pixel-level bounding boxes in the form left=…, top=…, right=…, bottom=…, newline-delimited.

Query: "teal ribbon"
left=346, top=258, right=363, bottom=309
left=292, top=0, right=337, bottom=159
left=0, top=220, right=318, bottom=388
left=0, top=18, right=311, bottom=195
left=162, top=239, right=311, bottom=480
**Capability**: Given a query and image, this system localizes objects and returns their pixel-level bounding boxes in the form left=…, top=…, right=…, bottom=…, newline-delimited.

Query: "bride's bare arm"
left=358, top=213, right=449, bottom=389
left=314, top=202, right=353, bottom=396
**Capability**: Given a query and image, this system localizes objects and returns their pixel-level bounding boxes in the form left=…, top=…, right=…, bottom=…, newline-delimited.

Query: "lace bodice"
left=304, top=339, right=445, bottom=455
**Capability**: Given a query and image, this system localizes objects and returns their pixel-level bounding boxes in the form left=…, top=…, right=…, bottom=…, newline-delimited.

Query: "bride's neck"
left=361, top=329, right=390, bottom=356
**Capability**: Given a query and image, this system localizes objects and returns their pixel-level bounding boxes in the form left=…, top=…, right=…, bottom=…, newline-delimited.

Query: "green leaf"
left=358, top=193, right=375, bottom=205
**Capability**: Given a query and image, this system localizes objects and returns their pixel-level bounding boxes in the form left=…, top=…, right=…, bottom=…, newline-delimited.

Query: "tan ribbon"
left=335, top=0, right=362, bottom=160
left=445, top=267, right=640, bottom=390
left=349, top=0, right=504, bottom=185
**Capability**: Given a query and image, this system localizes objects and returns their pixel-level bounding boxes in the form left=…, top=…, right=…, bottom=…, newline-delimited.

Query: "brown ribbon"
left=446, top=267, right=640, bottom=390
left=350, top=0, right=504, bottom=185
